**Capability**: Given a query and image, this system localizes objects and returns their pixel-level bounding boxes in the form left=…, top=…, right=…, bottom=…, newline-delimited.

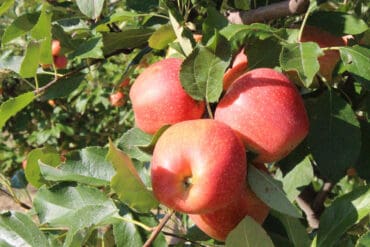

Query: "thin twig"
left=226, top=0, right=309, bottom=24
left=143, top=210, right=175, bottom=247
left=0, top=187, right=32, bottom=210
left=33, top=48, right=134, bottom=95
left=162, top=231, right=208, bottom=247
left=312, top=181, right=333, bottom=215
left=296, top=195, right=319, bottom=229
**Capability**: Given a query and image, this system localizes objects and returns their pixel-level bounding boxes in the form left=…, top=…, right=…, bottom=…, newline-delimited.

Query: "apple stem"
left=143, top=210, right=175, bottom=247
left=206, top=102, right=214, bottom=119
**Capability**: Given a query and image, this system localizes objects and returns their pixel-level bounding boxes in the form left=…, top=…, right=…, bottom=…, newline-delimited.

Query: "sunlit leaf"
left=0, top=92, right=35, bottom=130
left=0, top=211, right=49, bottom=247
left=2, top=12, right=39, bottom=44
left=340, top=45, right=370, bottom=81
left=76, top=0, right=105, bottom=19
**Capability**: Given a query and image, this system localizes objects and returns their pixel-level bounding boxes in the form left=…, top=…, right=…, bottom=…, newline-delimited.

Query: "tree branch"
left=312, top=181, right=333, bottom=215
left=226, top=0, right=309, bottom=24
left=143, top=210, right=174, bottom=247
left=33, top=48, right=133, bottom=95
left=0, top=187, right=32, bottom=210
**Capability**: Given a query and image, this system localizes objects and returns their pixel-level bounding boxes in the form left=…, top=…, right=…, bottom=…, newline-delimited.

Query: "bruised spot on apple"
left=215, top=68, right=309, bottom=163
left=300, top=26, right=346, bottom=81
left=130, top=58, right=205, bottom=134
left=151, top=119, right=247, bottom=214
left=223, top=49, right=248, bottom=90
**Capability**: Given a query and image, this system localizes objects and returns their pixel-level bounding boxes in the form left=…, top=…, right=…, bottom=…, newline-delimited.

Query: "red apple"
left=151, top=119, right=247, bottom=214
left=300, top=26, right=346, bottom=81
left=223, top=49, right=248, bottom=90
left=52, top=40, right=61, bottom=56
left=129, top=58, right=205, bottom=134
left=190, top=181, right=269, bottom=241
left=110, top=91, right=125, bottom=107
left=215, top=68, right=309, bottom=163
left=53, top=55, right=68, bottom=69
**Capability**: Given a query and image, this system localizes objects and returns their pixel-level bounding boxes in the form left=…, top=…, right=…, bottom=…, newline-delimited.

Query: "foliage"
left=0, top=0, right=369, bottom=246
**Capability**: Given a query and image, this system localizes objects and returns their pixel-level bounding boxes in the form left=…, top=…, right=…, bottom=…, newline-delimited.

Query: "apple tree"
left=0, top=0, right=369, bottom=246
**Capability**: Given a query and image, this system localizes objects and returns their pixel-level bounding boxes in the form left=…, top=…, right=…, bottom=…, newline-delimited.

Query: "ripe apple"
left=129, top=58, right=205, bottom=134
left=215, top=68, right=309, bottom=163
left=110, top=91, right=125, bottom=107
left=53, top=55, right=68, bottom=69
left=52, top=40, right=61, bottom=56
left=300, top=25, right=346, bottom=81
left=22, top=159, right=27, bottom=169
left=189, top=164, right=269, bottom=241
left=223, top=49, right=248, bottom=90
left=151, top=119, right=247, bottom=214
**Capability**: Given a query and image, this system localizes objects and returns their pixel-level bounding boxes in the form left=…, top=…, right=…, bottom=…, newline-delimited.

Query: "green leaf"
left=202, top=7, right=229, bottom=43
left=40, top=73, right=86, bottom=100
left=126, top=0, right=158, bottom=12
left=148, top=24, right=176, bottom=50
left=30, top=3, right=53, bottom=64
left=113, top=212, right=144, bottom=247
left=180, top=45, right=229, bottom=102
left=280, top=42, right=323, bottom=87
left=248, top=165, right=301, bottom=218
left=102, top=28, right=154, bottom=55
left=282, top=156, right=314, bottom=201
left=356, top=121, right=370, bottom=180
left=107, top=141, right=159, bottom=212
left=357, top=231, right=370, bottom=247
left=2, top=12, right=40, bottom=44
left=118, top=126, right=168, bottom=161
left=306, top=91, right=361, bottom=182
left=315, top=185, right=370, bottom=247
left=0, top=0, right=14, bottom=15
left=118, top=128, right=153, bottom=162
left=76, top=0, right=105, bottom=19
left=33, top=184, right=118, bottom=247
left=340, top=45, right=370, bottom=81
left=39, top=147, right=115, bottom=186
left=0, top=211, right=49, bottom=247
left=307, top=11, right=368, bottom=36
left=19, top=40, right=41, bottom=78
left=70, top=36, right=104, bottom=59
left=226, top=216, right=274, bottom=247
left=0, top=92, right=35, bottom=130
left=234, top=0, right=250, bottom=10
left=169, top=10, right=195, bottom=56
left=25, top=147, right=60, bottom=188
left=246, top=37, right=281, bottom=69
left=272, top=211, right=311, bottom=247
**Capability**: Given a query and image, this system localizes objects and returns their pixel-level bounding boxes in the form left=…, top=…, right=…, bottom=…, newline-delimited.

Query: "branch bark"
left=226, top=0, right=309, bottom=24
left=143, top=210, right=174, bottom=247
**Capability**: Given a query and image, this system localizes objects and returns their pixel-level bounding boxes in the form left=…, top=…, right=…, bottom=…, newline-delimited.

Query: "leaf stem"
left=143, top=210, right=175, bottom=247
left=113, top=216, right=153, bottom=231
left=206, top=101, right=214, bottom=119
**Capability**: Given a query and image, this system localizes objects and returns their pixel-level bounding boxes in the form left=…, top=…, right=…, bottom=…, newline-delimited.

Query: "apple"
left=223, top=49, right=248, bottom=90
left=129, top=58, right=205, bottom=134
left=151, top=119, right=247, bottom=214
left=215, top=68, right=309, bottom=163
left=300, top=25, right=347, bottom=81
left=110, top=91, right=125, bottom=107
left=53, top=55, right=68, bottom=69
left=22, top=159, right=27, bottom=169
left=48, top=99, right=56, bottom=107
left=189, top=164, right=269, bottom=241
left=52, top=39, right=61, bottom=56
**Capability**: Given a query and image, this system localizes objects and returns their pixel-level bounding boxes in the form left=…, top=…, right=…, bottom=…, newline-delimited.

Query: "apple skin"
left=53, top=55, right=68, bottom=69
left=130, top=58, right=205, bottom=134
left=51, top=40, right=61, bottom=56
left=110, top=91, right=125, bottom=107
left=215, top=68, right=309, bottom=163
left=189, top=163, right=269, bottom=242
left=151, top=119, right=247, bottom=214
left=300, top=26, right=346, bottom=81
left=223, top=49, right=248, bottom=90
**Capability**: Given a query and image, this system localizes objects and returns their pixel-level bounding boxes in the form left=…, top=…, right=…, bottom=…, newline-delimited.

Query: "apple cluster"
left=129, top=52, right=309, bottom=241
